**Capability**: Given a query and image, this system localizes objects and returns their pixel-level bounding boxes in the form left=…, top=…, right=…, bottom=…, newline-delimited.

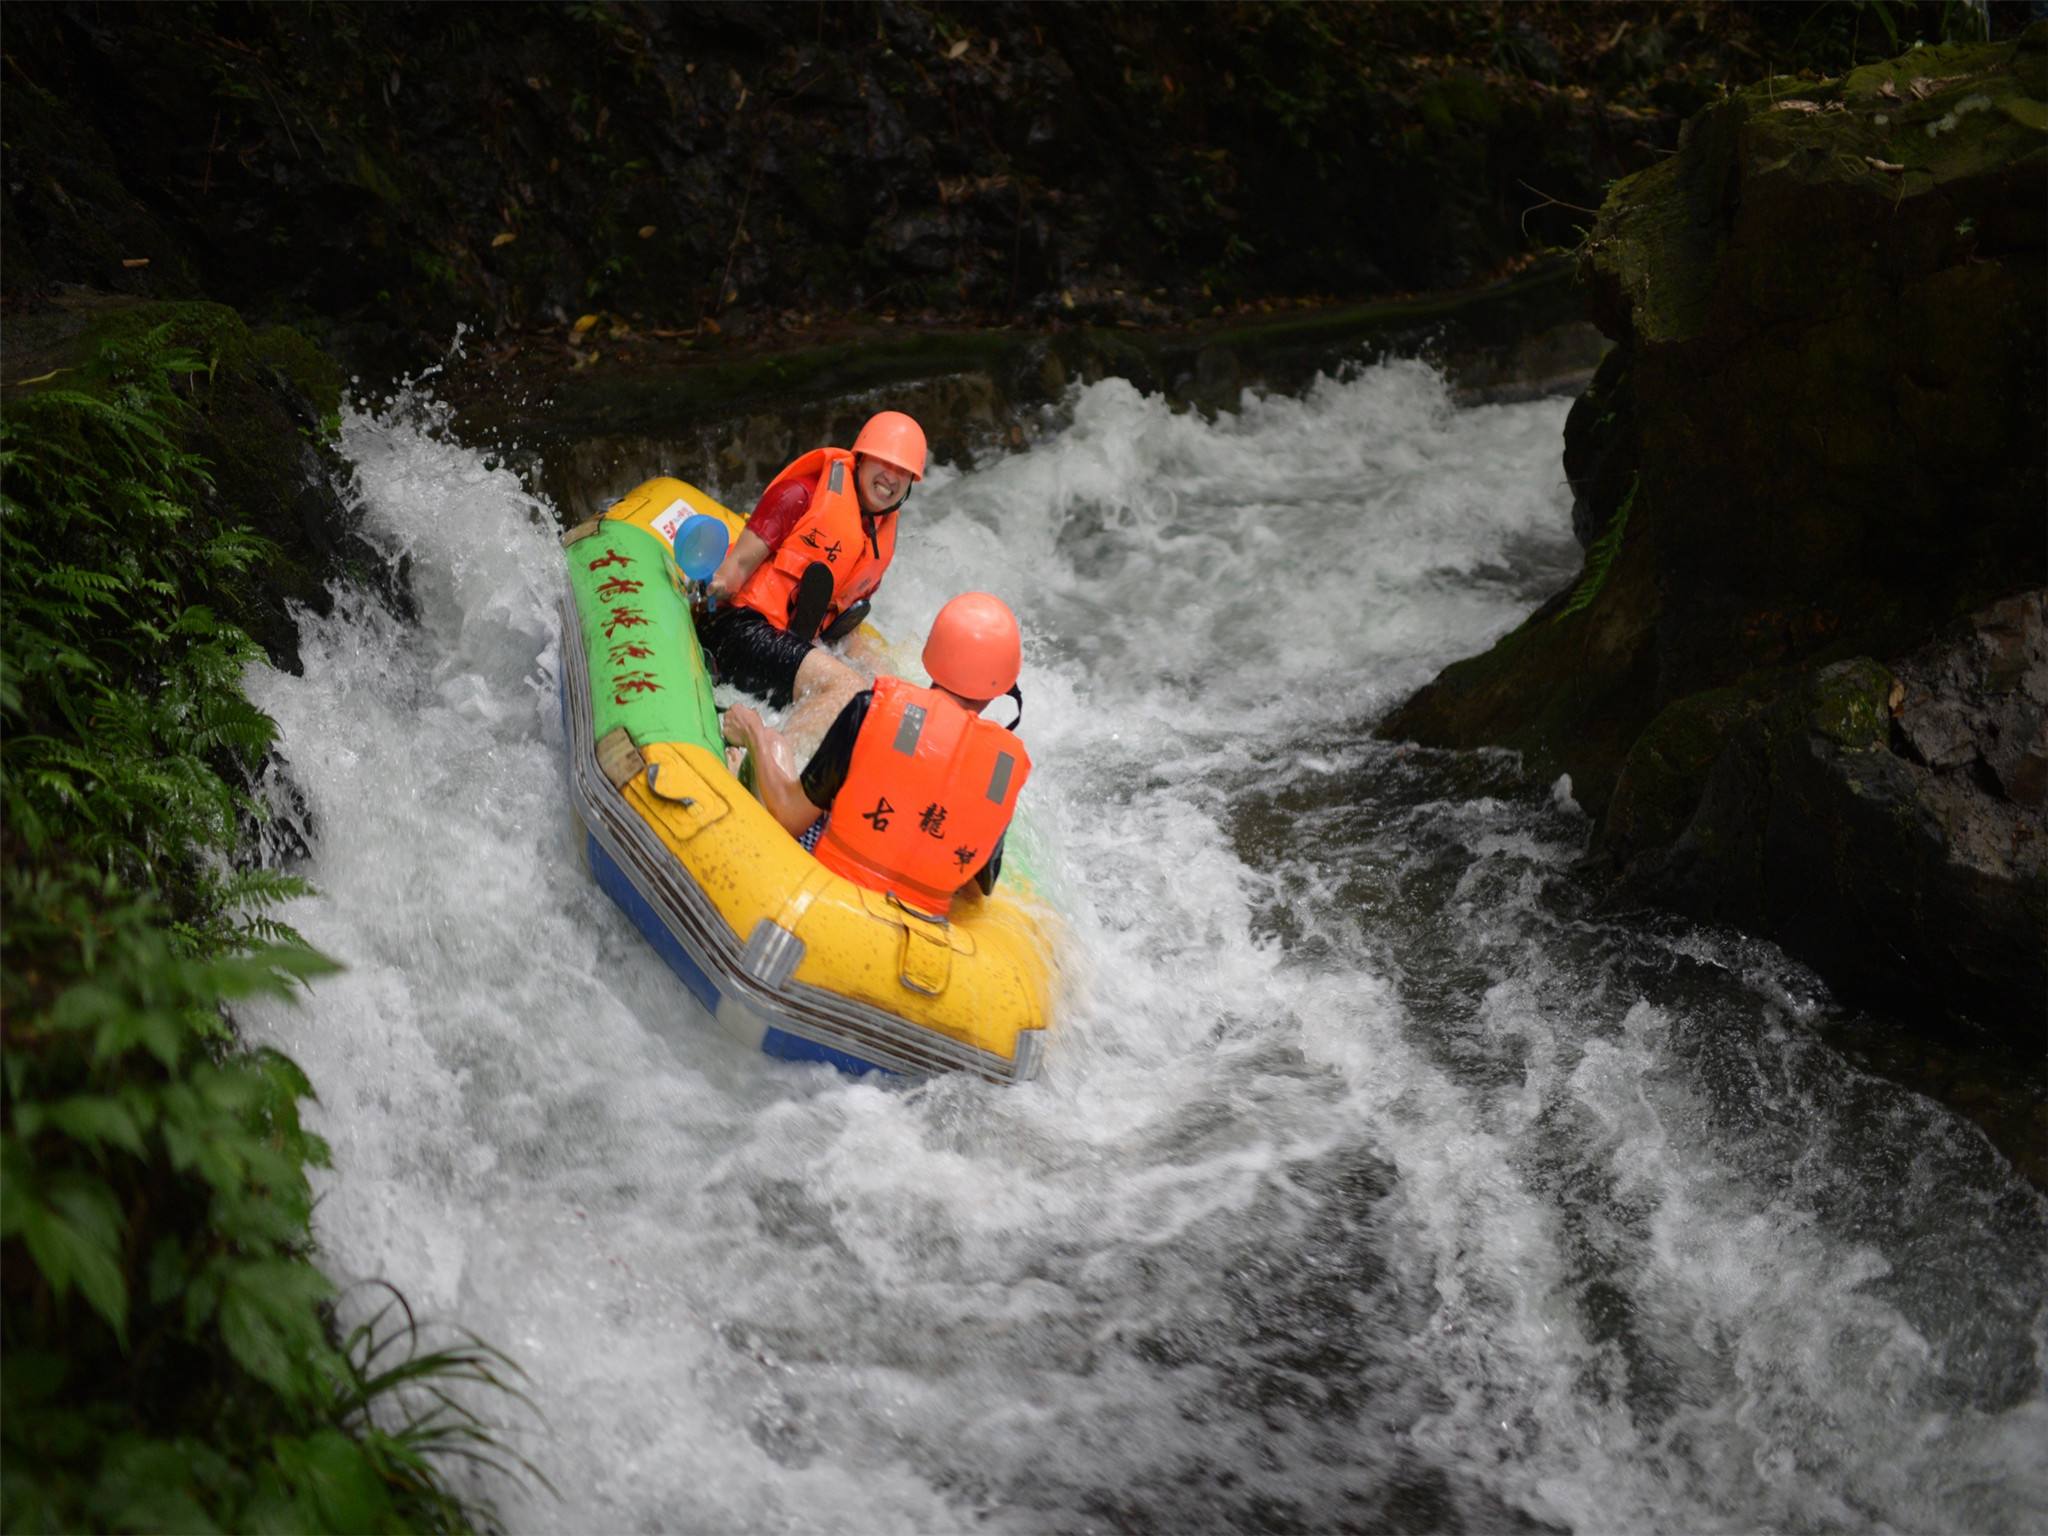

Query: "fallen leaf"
left=1909, top=76, right=1933, bottom=99
left=1878, top=79, right=1901, bottom=101
left=638, top=225, right=656, bottom=239
left=1865, top=156, right=1906, bottom=173
left=573, top=313, right=600, bottom=333
left=1887, top=680, right=1906, bottom=715
left=491, top=231, right=517, bottom=247
left=1772, top=99, right=1821, bottom=113
left=699, top=316, right=721, bottom=335
left=650, top=328, right=689, bottom=338
left=121, top=257, right=151, bottom=268
left=946, top=39, right=970, bottom=60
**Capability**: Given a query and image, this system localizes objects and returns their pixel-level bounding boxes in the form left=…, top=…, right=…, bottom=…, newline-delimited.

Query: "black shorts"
left=700, top=606, right=815, bottom=706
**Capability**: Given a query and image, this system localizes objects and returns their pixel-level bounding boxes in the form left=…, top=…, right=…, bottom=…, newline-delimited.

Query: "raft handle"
left=645, top=766, right=695, bottom=807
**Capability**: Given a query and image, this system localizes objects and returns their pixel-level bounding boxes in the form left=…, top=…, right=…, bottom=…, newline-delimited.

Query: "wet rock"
left=1446, top=320, right=1611, bottom=407
left=1, top=3, right=1745, bottom=379
left=1559, top=342, right=1640, bottom=551
left=1385, top=27, right=2048, bottom=1035
left=1607, top=595, right=2048, bottom=1029
left=439, top=258, right=1598, bottom=520
left=876, top=210, right=956, bottom=276
left=1895, top=594, right=2048, bottom=803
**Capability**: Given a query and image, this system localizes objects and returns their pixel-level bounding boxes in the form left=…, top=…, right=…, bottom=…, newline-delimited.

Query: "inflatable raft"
left=559, top=477, right=1057, bottom=1083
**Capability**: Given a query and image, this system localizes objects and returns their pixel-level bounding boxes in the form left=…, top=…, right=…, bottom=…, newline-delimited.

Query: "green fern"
left=1556, top=474, right=1638, bottom=622
left=2, top=322, right=532, bottom=1532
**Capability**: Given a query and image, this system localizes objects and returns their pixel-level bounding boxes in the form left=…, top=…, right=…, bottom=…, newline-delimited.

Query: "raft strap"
left=595, top=726, right=647, bottom=789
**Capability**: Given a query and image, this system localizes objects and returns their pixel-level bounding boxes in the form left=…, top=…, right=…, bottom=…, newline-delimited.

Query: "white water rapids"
left=240, top=363, right=2047, bottom=1534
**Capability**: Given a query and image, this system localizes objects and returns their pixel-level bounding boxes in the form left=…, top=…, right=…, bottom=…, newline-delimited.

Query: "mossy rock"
left=1806, top=657, right=1894, bottom=749
left=1598, top=681, right=1768, bottom=870
left=1585, top=27, right=2048, bottom=347
left=1560, top=341, right=1639, bottom=550
left=1609, top=631, right=2044, bottom=1042
left=1389, top=26, right=2045, bottom=816
left=1386, top=29, right=2045, bottom=1036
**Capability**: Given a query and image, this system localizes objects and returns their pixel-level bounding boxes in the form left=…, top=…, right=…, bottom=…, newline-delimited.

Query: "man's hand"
left=718, top=702, right=822, bottom=838
left=710, top=528, right=772, bottom=603
left=720, top=703, right=762, bottom=747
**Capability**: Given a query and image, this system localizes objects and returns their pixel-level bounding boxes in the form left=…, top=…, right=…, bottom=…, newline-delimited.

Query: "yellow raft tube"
left=559, top=477, right=1058, bottom=1083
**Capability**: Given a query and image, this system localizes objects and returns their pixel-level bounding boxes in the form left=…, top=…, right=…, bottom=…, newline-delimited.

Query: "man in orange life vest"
left=700, top=410, right=926, bottom=737
left=719, top=593, right=1030, bottom=914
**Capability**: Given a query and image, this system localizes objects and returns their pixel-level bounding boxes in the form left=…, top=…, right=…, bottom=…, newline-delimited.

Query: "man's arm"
left=708, top=528, right=771, bottom=603
left=722, top=690, right=869, bottom=840
left=720, top=705, right=824, bottom=836
left=709, top=478, right=812, bottom=601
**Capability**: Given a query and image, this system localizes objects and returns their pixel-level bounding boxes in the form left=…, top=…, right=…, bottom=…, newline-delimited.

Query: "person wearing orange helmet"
left=700, top=410, right=927, bottom=730
left=720, top=592, right=1031, bottom=913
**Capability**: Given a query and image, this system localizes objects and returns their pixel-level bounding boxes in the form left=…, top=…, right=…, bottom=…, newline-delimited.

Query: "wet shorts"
left=700, top=605, right=814, bottom=706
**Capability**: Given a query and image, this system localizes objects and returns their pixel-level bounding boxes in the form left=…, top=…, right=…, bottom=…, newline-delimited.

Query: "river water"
left=240, top=363, right=2047, bottom=1534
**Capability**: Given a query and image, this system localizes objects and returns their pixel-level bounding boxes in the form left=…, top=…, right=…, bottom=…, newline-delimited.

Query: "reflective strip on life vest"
left=986, top=751, right=1016, bottom=802
left=893, top=705, right=926, bottom=755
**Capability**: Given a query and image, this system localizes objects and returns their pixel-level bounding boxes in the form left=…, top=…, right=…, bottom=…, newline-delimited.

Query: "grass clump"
left=1, top=325, right=540, bottom=1530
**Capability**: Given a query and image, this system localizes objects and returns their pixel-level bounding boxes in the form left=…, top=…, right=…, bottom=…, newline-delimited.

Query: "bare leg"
left=838, top=628, right=894, bottom=679
left=784, top=646, right=865, bottom=751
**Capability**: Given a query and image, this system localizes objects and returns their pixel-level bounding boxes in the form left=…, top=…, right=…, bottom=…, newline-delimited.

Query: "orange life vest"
left=815, top=677, right=1030, bottom=916
left=732, top=447, right=896, bottom=635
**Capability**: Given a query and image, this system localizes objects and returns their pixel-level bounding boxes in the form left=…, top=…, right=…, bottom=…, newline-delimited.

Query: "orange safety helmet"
left=924, top=592, right=1022, bottom=700
left=851, top=410, right=928, bottom=481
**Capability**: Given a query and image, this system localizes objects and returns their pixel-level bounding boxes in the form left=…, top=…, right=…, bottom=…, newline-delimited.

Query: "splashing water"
left=239, top=363, right=2047, bottom=1534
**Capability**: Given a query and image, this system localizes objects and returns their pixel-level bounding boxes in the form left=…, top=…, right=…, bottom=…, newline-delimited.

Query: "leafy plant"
left=1, top=322, right=539, bottom=1531
left=1778, top=0, right=1987, bottom=72
left=1556, top=474, right=1637, bottom=622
